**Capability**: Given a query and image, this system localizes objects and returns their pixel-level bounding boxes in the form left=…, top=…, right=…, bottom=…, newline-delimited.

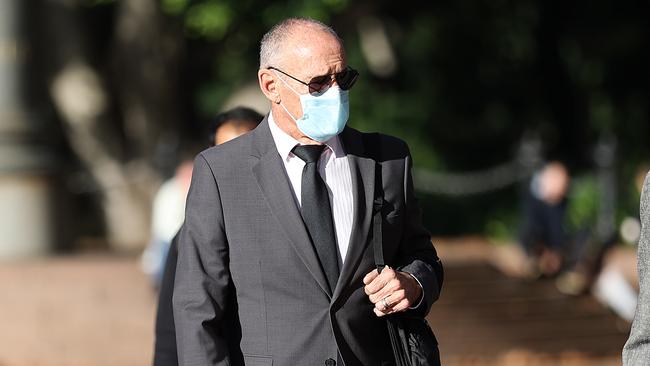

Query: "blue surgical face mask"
left=275, top=72, right=349, bottom=143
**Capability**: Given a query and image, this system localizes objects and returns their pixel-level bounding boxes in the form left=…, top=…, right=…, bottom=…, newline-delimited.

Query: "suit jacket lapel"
left=250, top=119, right=331, bottom=297
left=333, top=127, right=375, bottom=303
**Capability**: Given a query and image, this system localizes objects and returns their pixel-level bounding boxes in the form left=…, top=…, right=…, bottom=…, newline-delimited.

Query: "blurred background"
left=1, top=0, right=648, bottom=365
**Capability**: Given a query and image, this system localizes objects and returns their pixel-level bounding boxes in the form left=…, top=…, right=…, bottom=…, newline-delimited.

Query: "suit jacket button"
left=325, top=358, right=336, bottom=366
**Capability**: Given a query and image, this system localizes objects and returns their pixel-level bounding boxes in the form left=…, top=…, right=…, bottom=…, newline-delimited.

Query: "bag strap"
left=364, top=133, right=386, bottom=274
left=373, top=194, right=385, bottom=273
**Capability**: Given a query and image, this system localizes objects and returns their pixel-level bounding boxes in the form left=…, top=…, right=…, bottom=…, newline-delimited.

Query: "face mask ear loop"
left=279, top=101, right=300, bottom=123
left=273, top=70, right=303, bottom=122
left=273, top=70, right=302, bottom=96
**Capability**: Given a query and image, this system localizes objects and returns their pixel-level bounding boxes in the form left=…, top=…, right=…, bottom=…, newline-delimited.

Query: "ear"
left=258, top=69, right=280, bottom=104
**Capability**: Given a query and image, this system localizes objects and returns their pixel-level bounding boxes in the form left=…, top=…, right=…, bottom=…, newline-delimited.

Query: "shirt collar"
left=267, top=112, right=345, bottom=160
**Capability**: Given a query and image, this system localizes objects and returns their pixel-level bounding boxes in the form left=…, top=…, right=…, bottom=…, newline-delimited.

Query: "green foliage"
left=483, top=194, right=522, bottom=243
left=567, top=175, right=600, bottom=231
left=485, top=216, right=518, bottom=243
left=161, top=0, right=189, bottom=15
left=184, top=1, right=233, bottom=39
left=589, top=94, right=615, bottom=133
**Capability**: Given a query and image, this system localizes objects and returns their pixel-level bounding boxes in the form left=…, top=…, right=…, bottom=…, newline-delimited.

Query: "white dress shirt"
left=267, top=113, right=354, bottom=265
left=268, top=113, right=425, bottom=308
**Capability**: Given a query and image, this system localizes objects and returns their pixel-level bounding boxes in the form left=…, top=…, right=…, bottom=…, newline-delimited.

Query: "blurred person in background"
left=519, top=161, right=571, bottom=276
left=141, top=153, right=195, bottom=286
left=154, top=106, right=263, bottom=366
left=623, top=170, right=650, bottom=364
left=172, top=17, right=442, bottom=366
left=554, top=165, right=649, bottom=321
left=209, top=107, right=265, bottom=146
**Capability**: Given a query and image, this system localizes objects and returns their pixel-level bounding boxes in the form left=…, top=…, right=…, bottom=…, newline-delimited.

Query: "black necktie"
left=292, top=144, right=340, bottom=293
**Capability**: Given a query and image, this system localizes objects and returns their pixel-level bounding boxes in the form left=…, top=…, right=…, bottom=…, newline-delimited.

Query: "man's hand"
left=363, top=266, right=422, bottom=317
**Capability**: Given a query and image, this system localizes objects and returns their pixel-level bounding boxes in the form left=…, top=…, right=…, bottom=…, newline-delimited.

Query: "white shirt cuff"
left=407, top=272, right=425, bottom=310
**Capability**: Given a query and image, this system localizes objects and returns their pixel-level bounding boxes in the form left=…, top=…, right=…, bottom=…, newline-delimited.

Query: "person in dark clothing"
left=153, top=107, right=263, bottom=366
left=519, top=161, right=570, bottom=276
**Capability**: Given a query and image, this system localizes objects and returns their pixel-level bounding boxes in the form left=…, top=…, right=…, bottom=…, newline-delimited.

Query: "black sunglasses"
left=268, top=66, right=359, bottom=94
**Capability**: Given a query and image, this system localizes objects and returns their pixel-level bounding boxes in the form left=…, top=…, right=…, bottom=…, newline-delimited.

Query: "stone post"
left=0, top=0, right=55, bottom=259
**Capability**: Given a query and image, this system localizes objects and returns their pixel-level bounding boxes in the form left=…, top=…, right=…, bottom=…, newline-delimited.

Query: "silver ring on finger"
left=381, top=296, right=390, bottom=311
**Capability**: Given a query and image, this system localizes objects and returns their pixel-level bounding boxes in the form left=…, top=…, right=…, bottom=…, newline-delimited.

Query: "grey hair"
left=259, top=18, right=341, bottom=69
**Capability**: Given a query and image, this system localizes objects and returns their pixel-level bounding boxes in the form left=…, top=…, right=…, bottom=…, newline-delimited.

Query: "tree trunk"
left=111, top=0, right=187, bottom=171
left=42, top=0, right=156, bottom=252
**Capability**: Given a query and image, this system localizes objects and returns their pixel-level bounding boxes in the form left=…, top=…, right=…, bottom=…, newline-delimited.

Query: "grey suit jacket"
left=624, top=171, right=650, bottom=365
left=173, top=119, right=443, bottom=366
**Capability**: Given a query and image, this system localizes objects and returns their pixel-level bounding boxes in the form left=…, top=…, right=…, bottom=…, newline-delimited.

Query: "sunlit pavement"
left=0, top=239, right=631, bottom=366
left=0, top=254, right=156, bottom=366
left=430, top=237, right=630, bottom=366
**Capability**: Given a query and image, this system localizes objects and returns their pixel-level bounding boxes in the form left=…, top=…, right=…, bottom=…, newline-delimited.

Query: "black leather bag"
left=385, top=311, right=440, bottom=366
left=373, top=195, right=441, bottom=366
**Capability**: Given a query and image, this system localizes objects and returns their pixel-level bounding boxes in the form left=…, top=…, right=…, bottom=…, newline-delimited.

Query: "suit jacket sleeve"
left=173, top=153, right=231, bottom=366
left=623, top=171, right=650, bottom=365
left=393, top=142, right=443, bottom=316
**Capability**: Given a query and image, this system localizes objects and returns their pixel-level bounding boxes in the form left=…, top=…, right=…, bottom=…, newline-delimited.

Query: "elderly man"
left=173, top=18, right=443, bottom=366
left=623, top=171, right=650, bottom=365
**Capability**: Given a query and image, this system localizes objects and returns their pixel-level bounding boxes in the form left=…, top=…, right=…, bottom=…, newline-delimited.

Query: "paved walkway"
left=0, top=254, right=156, bottom=366
left=428, top=263, right=628, bottom=366
left=0, top=239, right=633, bottom=365
left=430, top=237, right=631, bottom=365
